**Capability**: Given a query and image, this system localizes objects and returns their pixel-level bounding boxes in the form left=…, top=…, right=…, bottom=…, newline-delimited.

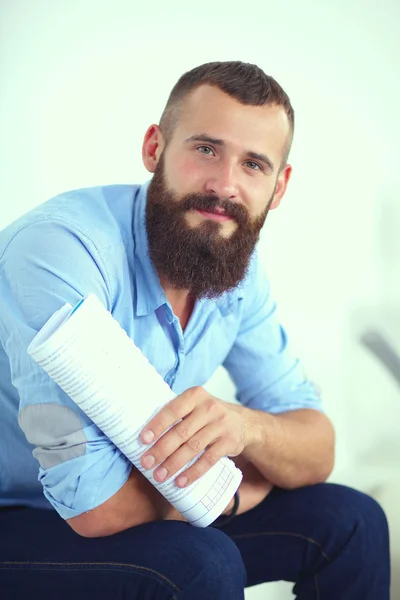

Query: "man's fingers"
left=175, top=439, right=229, bottom=488
left=139, top=388, right=242, bottom=488
left=151, top=423, right=222, bottom=482
left=140, top=403, right=214, bottom=471
left=140, top=387, right=202, bottom=444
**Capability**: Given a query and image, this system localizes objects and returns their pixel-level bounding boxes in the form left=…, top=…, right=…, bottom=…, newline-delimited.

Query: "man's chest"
left=131, top=306, right=241, bottom=394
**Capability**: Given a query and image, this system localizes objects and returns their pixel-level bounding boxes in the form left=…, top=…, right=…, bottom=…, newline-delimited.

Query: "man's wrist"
left=232, top=403, right=266, bottom=452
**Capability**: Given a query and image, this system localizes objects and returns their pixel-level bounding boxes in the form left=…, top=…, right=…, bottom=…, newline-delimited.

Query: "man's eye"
left=245, top=161, right=262, bottom=171
left=197, top=146, right=214, bottom=155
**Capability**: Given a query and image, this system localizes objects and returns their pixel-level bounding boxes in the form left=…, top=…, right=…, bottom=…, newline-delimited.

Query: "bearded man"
left=0, top=61, right=390, bottom=599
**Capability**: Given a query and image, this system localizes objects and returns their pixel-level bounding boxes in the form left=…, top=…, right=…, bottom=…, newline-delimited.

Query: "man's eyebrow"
left=185, top=134, right=225, bottom=147
left=185, top=134, right=274, bottom=172
left=247, top=151, right=274, bottom=172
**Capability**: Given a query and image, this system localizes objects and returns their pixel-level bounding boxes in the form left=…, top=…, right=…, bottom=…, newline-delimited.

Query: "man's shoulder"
left=0, top=183, right=143, bottom=260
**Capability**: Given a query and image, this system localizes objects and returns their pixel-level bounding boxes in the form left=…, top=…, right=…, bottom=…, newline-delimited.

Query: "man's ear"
left=269, top=164, right=292, bottom=210
left=142, top=125, right=165, bottom=173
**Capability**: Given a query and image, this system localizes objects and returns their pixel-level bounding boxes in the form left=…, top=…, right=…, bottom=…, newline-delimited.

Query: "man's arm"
left=68, top=452, right=274, bottom=538
left=0, top=221, right=187, bottom=538
left=137, top=387, right=334, bottom=492
left=234, top=406, right=335, bottom=489
left=69, top=403, right=334, bottom=538
left=67, top=466, right=186, bottom=538
left=218, top=252, right=335, bottom=489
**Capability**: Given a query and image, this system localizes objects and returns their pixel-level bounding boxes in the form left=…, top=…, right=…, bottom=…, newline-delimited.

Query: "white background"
left=1, top=1, right=399, bottom=598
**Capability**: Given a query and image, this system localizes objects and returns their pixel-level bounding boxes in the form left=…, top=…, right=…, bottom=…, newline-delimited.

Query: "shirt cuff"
left=39, top=444, right=132, bottom=520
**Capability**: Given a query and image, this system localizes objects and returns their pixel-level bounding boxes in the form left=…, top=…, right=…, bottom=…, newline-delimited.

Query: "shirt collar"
left=132, top=180, right=246, bottom=318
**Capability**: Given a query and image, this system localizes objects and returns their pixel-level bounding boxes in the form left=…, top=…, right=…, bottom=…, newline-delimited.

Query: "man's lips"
left=195, top=209, right=233, bottom=222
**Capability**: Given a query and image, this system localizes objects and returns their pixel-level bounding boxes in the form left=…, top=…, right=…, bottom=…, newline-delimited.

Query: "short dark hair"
left=159, top=61, right=295, bottom=166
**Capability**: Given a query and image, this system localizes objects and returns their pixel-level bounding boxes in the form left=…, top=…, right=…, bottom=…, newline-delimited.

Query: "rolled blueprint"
left=27, top=293, right=242, bottom=527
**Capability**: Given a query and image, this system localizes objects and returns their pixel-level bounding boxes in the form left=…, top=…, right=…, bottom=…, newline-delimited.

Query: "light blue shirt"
left=0, top=181, right=322, bottom=519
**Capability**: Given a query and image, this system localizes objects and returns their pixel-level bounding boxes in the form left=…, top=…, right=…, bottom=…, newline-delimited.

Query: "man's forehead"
left=181, top=84, right=287, bottom=122
left=176, top=85, right=289, bottom=165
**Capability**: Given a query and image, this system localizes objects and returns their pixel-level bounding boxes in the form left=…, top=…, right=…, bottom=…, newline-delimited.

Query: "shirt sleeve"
left=0, top=219, right=132, bottom=519
left=223, top=252, right=323, bottom=414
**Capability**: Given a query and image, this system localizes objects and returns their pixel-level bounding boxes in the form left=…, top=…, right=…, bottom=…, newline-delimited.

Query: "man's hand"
left=140, top=386, right=250, bottom=488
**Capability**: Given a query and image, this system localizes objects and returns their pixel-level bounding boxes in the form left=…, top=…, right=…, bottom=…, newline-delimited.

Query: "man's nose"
left=204, top=164, right=239, bottom=201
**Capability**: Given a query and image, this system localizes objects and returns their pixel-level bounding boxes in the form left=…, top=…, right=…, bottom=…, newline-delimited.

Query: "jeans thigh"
left=0, top=507, right=246, bottom=600
left=216, top=482, right=390, bottom=599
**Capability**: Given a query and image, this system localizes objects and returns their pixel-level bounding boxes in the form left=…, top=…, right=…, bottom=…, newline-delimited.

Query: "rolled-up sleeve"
left=0, top=220, right=132, bottom=519
left=223, top=253, right=323, bottom=414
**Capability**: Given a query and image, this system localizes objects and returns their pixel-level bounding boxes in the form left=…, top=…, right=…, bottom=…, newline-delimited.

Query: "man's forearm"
left=68, top=467, right=185, bottom=538
left=235, top=407, right=335, bottom=489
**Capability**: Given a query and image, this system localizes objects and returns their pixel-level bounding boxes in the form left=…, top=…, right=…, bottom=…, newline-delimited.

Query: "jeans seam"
left=230, top=530, right=332, bottom=562
left=0, top=561, right=180, bottom=592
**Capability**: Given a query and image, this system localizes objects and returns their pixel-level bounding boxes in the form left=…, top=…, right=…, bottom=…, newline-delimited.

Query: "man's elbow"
left=67, top=509, right=144, bottom=538
left=286, top=448, right=335, bottom=490
left=66, top=467, right=166, bottom=537
left=67, top=513, right=122, bottom=538
left=312, top=415, right=335, bottom=483
left=315, top=455, right=335, bottom=484
left=309, top=437, right=335, bottom=486
left=284, top=465, right=334, bottom=490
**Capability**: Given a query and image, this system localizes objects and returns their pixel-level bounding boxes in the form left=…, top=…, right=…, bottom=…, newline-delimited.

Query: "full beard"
left=145, top=157, right=272, bottom=299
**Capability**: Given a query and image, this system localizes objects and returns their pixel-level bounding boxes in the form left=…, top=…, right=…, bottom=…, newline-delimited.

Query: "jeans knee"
left=190, top=526, right=246, bottom=583
left=326, top=484, right=390, bottom=558
left=149, top=521, right=246, bottom=596
left=352, top=488, right=389, bottom=545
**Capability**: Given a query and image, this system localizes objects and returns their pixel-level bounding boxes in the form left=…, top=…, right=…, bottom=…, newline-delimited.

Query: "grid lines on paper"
left=200, top=464, right=233, bottom=510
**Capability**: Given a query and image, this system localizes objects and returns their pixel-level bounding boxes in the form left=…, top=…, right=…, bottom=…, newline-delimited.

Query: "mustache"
left=180, top=194, right=250, bottom=227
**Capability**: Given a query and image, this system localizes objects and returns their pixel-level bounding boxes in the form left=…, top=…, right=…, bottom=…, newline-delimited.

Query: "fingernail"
left=156, top=467, right=168, bottom=481
left=142, top=430, right=155, bottom=443
left=142, top=455, right=155, bottom=469
left=176, top=475, right=188, bottom=487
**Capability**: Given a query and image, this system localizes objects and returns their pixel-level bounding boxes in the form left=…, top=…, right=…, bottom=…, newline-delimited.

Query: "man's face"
left=145, top=84, right=291, bottom=299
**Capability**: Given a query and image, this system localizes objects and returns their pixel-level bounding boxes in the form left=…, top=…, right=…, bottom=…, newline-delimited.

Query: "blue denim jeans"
left=0, top=483, right=390, bottom=599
